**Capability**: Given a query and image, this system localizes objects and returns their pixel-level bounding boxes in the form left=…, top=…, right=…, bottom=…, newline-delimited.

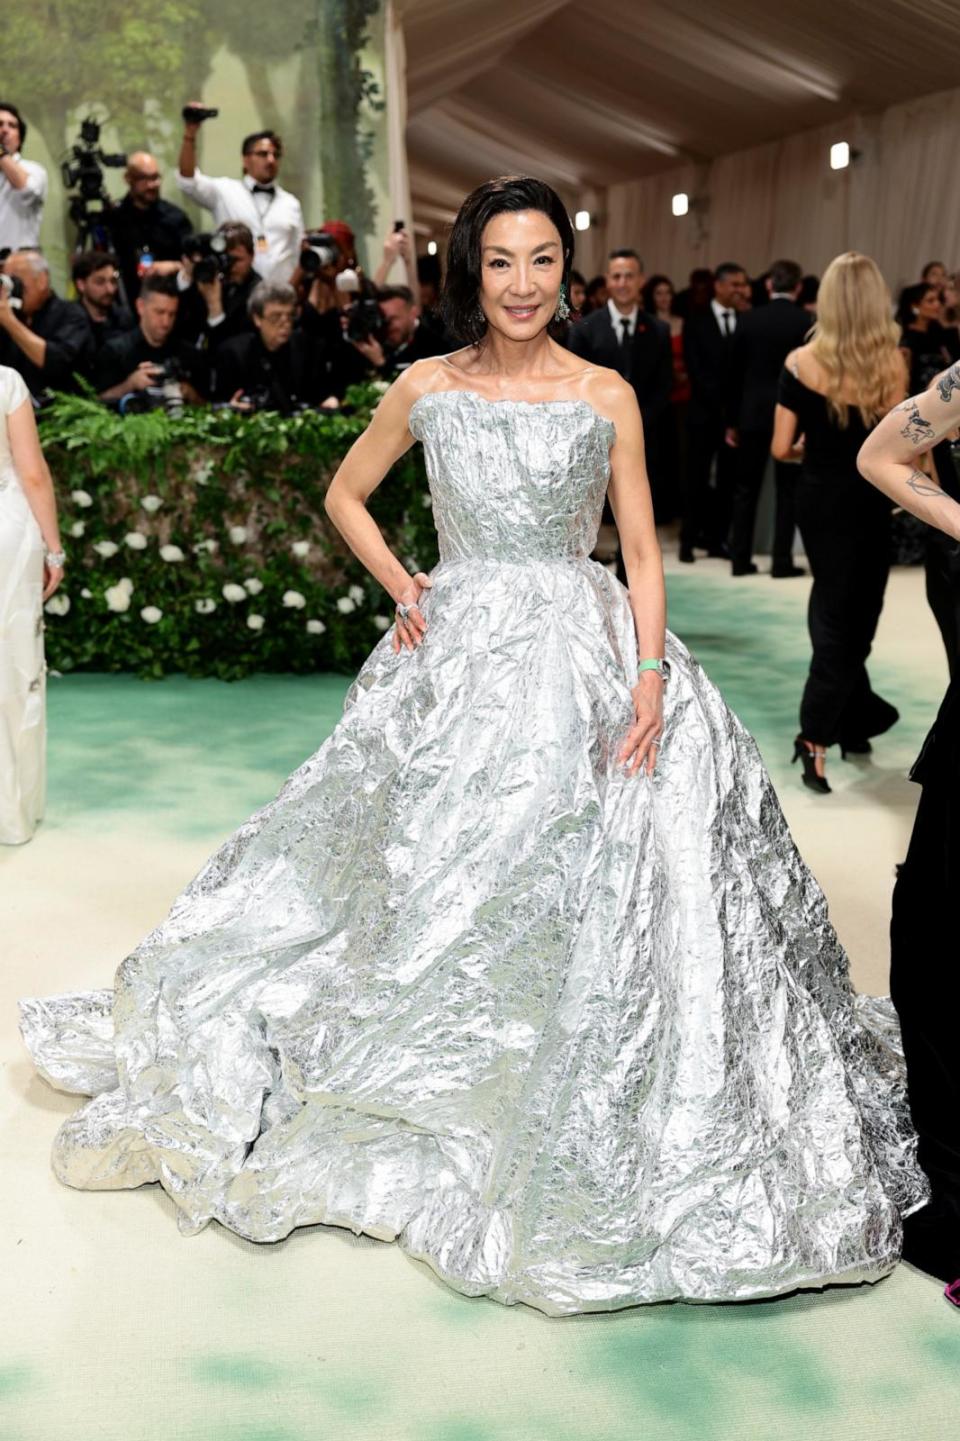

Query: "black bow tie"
left=251, top=184, right=275, bottom=196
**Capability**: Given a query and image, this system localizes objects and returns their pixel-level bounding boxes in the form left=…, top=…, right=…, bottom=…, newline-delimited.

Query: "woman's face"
left=653, top=281, right=673, bottom=313
left=478, top=209, right=564, bottom=338
left=916, top=286, right=943, bottom=323
left=569, top=278, right=586, bottom=310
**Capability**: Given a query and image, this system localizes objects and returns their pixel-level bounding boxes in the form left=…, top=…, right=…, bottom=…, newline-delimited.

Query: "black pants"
left=924, top=528, right=960, bottom=680
left=682, top=415, right=735, bottom=551
left=730, top=428, right=800, bottom=570
left=891, top=737, right=960, bottom=1224
left=795, top=473, right=897, bottom=745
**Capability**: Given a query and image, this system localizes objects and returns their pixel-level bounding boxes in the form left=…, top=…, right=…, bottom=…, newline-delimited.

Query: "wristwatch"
left=637, top=657, right=670, bottom=685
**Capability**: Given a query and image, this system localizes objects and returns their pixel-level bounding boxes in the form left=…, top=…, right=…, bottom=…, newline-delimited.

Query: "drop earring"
left=554, top=285, right=571, bottom=322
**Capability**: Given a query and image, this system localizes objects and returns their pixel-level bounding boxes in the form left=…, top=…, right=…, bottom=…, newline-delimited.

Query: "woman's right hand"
left=42, top=558, right=63, bottom=600
left=391, top=571, right=433, bottom=653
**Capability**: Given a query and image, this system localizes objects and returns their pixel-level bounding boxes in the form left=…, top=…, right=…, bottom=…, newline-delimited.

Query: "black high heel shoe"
left=792, top=735, right=831, bottom=794
left=839, top=738, right=872, bottom=760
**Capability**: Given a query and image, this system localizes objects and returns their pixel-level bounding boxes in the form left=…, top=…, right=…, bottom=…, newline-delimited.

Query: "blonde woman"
left=772, top=252, right=907, bottom=793
left=0, top=363, right=63, bottom=843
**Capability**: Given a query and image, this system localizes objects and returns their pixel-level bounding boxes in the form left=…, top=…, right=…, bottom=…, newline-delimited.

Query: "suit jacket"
left=566, top=306, right=672, bottom=424
left=0, top=293, right=93, bottom=399
left=682, top=307, right=738, bottom=424
left=728, top=299, right=811, bottom=431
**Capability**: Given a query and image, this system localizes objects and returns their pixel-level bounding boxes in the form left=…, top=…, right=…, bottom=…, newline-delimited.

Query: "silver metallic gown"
left=20, top=389, right=926, bottom=1314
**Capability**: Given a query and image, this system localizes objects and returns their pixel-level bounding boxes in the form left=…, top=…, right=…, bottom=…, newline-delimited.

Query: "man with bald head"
left=106, top=150, right=192, bottom=305
left=0, top=248, right=92, bottom=397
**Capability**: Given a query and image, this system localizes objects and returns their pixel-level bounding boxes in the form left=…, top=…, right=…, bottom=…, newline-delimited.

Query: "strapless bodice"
left=407, top=390, right=616, bottom=565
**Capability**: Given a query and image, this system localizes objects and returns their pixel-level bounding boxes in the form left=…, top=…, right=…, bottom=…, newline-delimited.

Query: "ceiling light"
left=427, top=240, right=437, bottom=256
left=830, top=142, right=850, bottom=170
left=672, top=193, right=689, bottom=217
left=574, top=210, right=591, bottom=232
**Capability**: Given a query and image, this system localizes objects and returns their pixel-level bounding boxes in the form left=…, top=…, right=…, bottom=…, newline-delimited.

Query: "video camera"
left=61, top=117, right=127, bottom=249
left=184, top=232, right=231, bottom=285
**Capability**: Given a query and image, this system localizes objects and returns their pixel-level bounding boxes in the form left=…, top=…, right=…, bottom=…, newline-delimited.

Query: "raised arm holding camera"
left=0, top=102, right=48, bottom=252
left=176, top=105, right=304, bottom=284
left=372, top=222, right=420, bottom=304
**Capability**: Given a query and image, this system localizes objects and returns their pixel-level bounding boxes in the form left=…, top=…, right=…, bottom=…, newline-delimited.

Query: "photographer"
left=375, top=285, right=450, bottom=374
left=176, top=106, right=304, bottom=284
left=95, top=273, right=185, bottom=403
left=71, top=250, right=134, bottom=362
left=0, top=102, right=47, bottom=252
left=213, top=280, right=331, bottom=413
left=105, top=150, right=192, bottom=306
left=175, top=221, right=260, bottom=350
left=372, top=224, right=419, bottom=303
left=0, top=249, right=91, bottom=399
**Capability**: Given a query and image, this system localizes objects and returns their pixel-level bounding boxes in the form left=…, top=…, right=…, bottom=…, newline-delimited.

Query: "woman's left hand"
left=42, top=559, right=63, bottom=600
left=618, top=672, right=665, bottom=777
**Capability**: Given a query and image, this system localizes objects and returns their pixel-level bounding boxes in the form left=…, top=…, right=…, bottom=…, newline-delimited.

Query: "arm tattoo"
left=937, top=363, right=960, bottom=405
left=906, top=468, right=947, bottom=499
left=896, top=399, right=936, bottom=446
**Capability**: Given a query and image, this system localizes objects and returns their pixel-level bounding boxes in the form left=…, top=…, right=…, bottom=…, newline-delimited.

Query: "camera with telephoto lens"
left=300, top=231, right=341, bottom=276
left=184, top=231, right=230, bottom=285
left=182, top=105, right=219, bottom=125
left=0, top=272, right=24, bottom=311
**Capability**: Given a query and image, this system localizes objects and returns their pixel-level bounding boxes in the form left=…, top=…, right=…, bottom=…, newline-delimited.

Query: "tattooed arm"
left=857, top=362, right=960, bottom=541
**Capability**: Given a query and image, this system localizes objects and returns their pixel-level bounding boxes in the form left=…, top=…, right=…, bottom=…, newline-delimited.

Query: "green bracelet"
left=637, top=657, right=670, bottom=684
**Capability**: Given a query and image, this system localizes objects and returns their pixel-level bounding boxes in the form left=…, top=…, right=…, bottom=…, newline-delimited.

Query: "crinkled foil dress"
left=20, top=390, right=925, bottom=1314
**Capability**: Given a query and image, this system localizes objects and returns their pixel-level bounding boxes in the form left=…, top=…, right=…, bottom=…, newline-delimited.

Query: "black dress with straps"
left=777, top=365, right=898, bottom=747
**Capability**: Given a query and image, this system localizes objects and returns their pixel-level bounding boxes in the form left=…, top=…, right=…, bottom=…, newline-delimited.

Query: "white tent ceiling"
left=399, top=0, right=960, bottom=230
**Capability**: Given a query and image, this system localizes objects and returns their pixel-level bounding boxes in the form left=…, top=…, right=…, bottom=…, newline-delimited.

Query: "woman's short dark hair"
left=441, top=175, right=575, bottom=345
left=0, top=101, right=26, bottom=147
left=642, top=273, right=674, bottom=312
left=896, top=281, right=939, bottom=328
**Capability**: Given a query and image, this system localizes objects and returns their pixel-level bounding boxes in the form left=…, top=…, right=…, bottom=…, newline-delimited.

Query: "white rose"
left=195, top=598, right=217, bottom=615
left=291, top=540, right=311, bottom=559
left=159, top=544, right=185, bottom=563
left=45, top=593, right=71, bottom=616
left=117, top=577, right=134, bottom=594
left=140, top=605, right=163, bottom=624
left=421, top=493, right=433, bottom=509
left=193, top=539, right=218, bottom=554
left=69, top=520, right=85, bottom=538
left=124, top=531, right=148, bottom=551
left=244, top=578, right=264, bottom=595
left=336, top=596, right=356, bottom=614
left=222, top=583, right=247, bottom=603
left=105, top=581, right=133, bottom=612
left=80, top=588, right=92, bottom=599
left=70, top=489, right=93, bottom=508
left=93, top=541, right=119, bottom=558
left=348, top=584, right=365, bottom=605
left=282, top=589, right=306, bottom=609
left=371, top=379, right=389, bottom=393
left=140, top=495, right=163, bottom=514
left=306, top=619, right=327, bottom=635
left=373, top=615, right=391, bottom=631
left=192, top=460, right=214, bottom=485
left=228, top=526, right=248, bottom=544
left=247, top=613, right=265, bottom=632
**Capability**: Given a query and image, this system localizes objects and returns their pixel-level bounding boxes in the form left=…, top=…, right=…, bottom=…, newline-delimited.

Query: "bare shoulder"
left=581, top=366, right=640, bottom=426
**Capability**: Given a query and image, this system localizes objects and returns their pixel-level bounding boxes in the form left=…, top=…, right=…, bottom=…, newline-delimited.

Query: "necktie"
left=721, top=310, right=733, bottom=336
left=252, top=184, right=276, bottom=196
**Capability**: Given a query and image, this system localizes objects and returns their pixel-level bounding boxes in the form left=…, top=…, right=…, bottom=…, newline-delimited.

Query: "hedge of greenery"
left=39, top=384, right=439, bottom=681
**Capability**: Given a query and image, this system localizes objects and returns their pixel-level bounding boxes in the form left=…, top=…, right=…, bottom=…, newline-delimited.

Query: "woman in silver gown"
left=20, top=178, right=924, bottom=1315
left=0, top=361, right=64, bottom=844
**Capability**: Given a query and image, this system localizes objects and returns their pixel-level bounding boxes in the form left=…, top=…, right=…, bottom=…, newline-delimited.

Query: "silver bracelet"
left=45, top=548, right=66, bottom=569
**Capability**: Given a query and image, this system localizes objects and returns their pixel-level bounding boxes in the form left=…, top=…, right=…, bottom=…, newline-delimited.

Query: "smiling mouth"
left=504, top=304, right=539, bottom=318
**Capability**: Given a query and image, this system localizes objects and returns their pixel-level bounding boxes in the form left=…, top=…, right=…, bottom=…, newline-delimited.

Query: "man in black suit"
left=680, top=260, right=748, bottom=562
left=567, top=248, right=672, bottom=581
left=727, top=259, right=810, bottom=576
